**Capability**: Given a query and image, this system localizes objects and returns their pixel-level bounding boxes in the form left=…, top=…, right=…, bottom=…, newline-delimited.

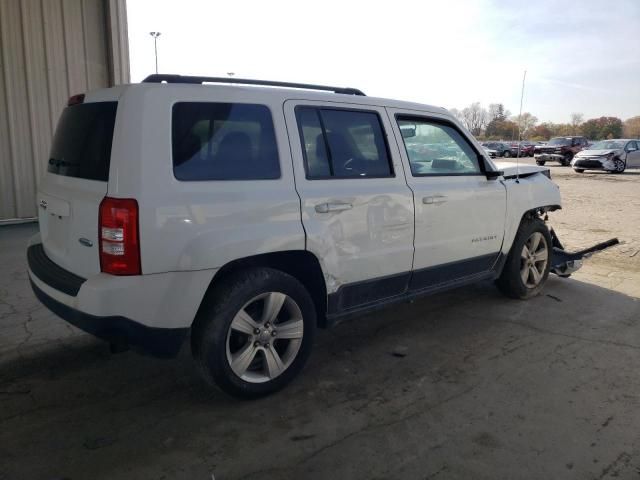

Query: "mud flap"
left=550, top=228, right=619, bottom=277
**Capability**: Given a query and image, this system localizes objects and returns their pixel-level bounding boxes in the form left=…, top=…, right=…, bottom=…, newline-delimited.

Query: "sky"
left=127, top=0, right=640, bottom=124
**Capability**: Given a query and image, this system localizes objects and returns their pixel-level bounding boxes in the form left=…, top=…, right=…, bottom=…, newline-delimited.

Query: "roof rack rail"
left=142, top=74, right=366, bottom=96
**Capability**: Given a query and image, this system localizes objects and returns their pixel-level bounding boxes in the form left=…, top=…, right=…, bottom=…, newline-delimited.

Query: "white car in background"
left=572, top=139, right=640, bottom=173
left=482, top=146, right=498, bottom=158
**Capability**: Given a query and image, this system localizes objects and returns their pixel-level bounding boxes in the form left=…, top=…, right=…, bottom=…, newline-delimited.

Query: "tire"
left=503, top=150, right=511, bottom=158
left=536, top=160, right=546, bottom=166
left=561, top=153, right=573, bottom=166
left=613, top=158, right=626, bottom=173
left=496, top=217, right=552, bottom=300
left=192, top=268, right=316, bottom=399
left=573, top=168, right=584, bottom=173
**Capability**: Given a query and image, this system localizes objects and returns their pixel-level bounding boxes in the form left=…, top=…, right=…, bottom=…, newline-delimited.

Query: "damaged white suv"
left=29, top=74, right=610, bottom=398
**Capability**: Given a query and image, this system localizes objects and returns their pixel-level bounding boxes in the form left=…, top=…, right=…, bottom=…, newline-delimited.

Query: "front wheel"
left=496, top=217, right=552, bottom=300
left=561, top=153, right=573, bottom=166
left=503, top=150, right=511, bottom=158
left=573, top=168, right=585, bottom=173
left=192, top=268, right=316, bottom=398
left=613, top=158, right=626, bottom=173
left=536, top=160, right=546, bottom=166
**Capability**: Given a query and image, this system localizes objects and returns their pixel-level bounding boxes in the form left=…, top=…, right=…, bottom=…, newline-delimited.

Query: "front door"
left=388, top=109, right=507, bottom=291
left=284, top=101, right=415, bottom=312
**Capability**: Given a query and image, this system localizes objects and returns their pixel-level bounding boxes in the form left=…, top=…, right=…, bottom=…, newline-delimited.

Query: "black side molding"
left=27, top=244, right=86, bottom=296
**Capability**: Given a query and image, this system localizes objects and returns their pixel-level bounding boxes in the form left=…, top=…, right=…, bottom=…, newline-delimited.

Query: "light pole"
left=149, top=32, right=161, bottom=74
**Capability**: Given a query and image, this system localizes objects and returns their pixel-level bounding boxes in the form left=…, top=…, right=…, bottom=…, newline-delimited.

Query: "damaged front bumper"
left=550, top=228, right=619, bottom=277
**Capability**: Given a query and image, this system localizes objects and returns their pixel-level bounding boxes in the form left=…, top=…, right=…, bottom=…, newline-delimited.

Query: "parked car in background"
left=534, top=136, right=588, bottom=166
left=481, top=142, right=511, bottom=157
left=482, top=146, right=498, bottom=158
left=571, top=139, right=640, bottom=173
left=518, top=142, right=536, bottom=157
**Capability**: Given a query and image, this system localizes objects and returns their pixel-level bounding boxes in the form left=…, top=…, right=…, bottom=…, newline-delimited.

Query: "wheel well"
left=205, top=251, right=328, bottom=327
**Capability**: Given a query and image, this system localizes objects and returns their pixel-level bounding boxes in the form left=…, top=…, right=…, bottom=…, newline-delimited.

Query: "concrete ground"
left=1, top=161, right=640, bottom=480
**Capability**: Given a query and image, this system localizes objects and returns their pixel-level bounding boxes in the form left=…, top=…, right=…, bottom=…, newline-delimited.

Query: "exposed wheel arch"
left=196, top=251, right=328, bottom=329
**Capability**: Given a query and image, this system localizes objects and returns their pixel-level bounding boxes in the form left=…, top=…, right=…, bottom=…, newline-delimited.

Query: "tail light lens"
left=99, top=197, right=141, bottom=275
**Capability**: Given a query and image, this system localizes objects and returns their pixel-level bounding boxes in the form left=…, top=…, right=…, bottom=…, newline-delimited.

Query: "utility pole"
left=149, top=32, right=161, bottom=74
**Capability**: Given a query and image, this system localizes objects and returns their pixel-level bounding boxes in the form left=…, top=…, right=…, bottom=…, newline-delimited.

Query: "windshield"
left=588, top=140, right=626, bottom=150
left=548, top=137, right=572, bottom=146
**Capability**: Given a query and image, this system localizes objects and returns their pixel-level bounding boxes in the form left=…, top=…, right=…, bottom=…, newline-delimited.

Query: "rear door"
left=284, top=101, right=414, bottom=312
left=37, top=100, right=117, bottom=278
left=387, top=108, right=506, bottom=290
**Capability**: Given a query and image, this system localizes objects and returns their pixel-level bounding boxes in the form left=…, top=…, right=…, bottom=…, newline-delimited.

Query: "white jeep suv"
left=28, top=74, right=561, bottom=398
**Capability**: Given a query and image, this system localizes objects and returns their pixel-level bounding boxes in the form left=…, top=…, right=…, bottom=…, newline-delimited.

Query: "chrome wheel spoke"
left=264, top=347, right=285, bottom=379
left=530, top=232, right=541, bottom=253
left=262, top=292, right=286, bottom=325
left=230, top=342, right=258, bottom=376
left=230, top=309, right=259, bottom=335
left=275, top=318, right=304, bottom=339
left=533, top=247, right=548, bottom=262
left=521, top=245, right=530, bottom=259
left=530, top=265, right=541, bottom=284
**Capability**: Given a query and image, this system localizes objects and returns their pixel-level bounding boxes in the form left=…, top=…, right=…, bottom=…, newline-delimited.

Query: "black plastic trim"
left=30, top=280, right=187, bottom=358
left=327, top=253, right=501, bottom=318
left=27, top=244, right=86, bottom=297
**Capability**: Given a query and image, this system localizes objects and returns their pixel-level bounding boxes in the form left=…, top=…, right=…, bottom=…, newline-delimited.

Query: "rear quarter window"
left=172, top=102, right=280, bottom=181
left=48, top=102, right=118, bottom=181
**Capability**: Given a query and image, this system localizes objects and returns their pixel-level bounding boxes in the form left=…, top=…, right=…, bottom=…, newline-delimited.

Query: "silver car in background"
left=571, top=139, right=640, bottom=173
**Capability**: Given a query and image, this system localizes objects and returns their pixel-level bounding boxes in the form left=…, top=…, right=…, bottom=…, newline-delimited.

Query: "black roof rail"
left=142, top=74, right=366, bottom=96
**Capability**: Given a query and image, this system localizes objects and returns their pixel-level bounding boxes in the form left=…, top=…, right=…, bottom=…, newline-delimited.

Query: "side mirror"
left=485, top=170, right=504, bottom=180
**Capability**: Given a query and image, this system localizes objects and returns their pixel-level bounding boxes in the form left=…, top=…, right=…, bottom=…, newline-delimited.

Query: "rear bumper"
left=30, top=279, right=187, bottom=357
left=27, top=240, right=217, bottom=357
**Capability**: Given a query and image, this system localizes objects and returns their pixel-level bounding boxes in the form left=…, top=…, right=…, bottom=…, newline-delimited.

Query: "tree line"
left=449, top=102, right=640, bottom=141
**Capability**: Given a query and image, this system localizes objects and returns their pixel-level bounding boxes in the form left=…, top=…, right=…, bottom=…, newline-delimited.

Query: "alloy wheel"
left=520, top=232, right=549, bottom=288
left=225, top=292, right=304, bottom=383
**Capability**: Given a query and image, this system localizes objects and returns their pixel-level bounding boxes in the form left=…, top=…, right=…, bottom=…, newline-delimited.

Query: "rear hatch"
left=37, top=100, right=118, bottom=279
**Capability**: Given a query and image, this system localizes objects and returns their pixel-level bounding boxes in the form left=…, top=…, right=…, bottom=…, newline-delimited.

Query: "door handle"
left=315, top=202, right=353, bottom=213
left=422, top=195, right=447, bottom=205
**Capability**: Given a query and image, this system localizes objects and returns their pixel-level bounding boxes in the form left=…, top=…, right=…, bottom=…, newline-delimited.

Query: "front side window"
left=172, top=103, right=280, bottom=181
left=296, top=107, right=393, bottom=179
left=396, top=117, right=482, bottom=176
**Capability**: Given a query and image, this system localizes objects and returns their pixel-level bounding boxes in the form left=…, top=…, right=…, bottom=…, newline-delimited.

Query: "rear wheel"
left=192, top=268, right=316, bottom=398
left=496, top=217, right=552, bottom=300
left=573, top=168, right=585, bottom=173
left=536, top=160, right=546, bottom=166
left=503, top=150, right=511, bottom=158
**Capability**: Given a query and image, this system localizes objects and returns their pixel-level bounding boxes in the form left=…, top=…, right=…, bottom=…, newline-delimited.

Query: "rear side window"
left=172, top=103, right=280, bottom=181
left=48, top=102, right=117, bottom=181
left=296, top=107, right=393, bottom=179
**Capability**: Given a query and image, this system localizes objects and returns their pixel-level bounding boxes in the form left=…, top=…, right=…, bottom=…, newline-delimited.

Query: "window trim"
left=294, top=105, right=395, bottom=180
left=170, top=101, right=282, bottom=182
left=395, top=114, right=488, bottom=178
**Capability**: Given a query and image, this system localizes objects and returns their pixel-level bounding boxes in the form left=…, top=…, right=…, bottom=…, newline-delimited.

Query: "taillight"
left=99, top=197, right=141, bottom=275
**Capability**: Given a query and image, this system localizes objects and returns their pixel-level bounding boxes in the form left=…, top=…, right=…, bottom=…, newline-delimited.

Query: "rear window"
left=48, top=102, right=118, bottom=181
left=172, top=103, right=280, bottom=181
